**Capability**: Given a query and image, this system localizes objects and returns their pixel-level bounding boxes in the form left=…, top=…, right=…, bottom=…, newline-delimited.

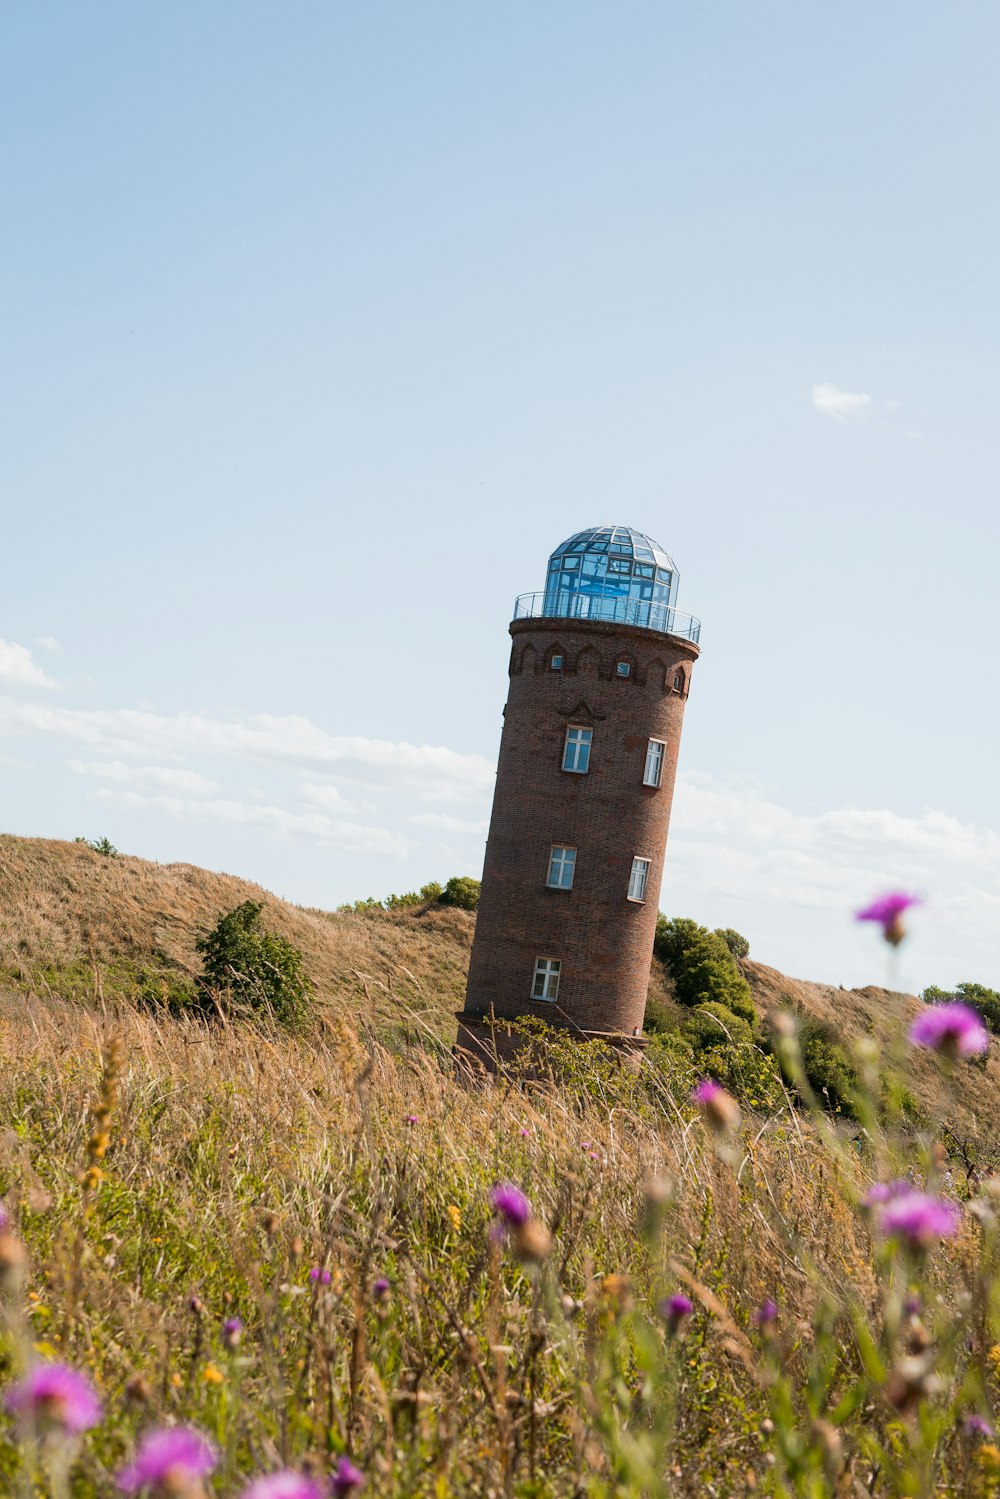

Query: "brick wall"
left=460, top=616, right=698, bottom=1039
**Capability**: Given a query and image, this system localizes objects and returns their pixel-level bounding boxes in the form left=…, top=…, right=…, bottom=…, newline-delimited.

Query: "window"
left=672, top=668, right=685, bottom=694
left=532, top=957, right=561, bottom=1001
left=550, top=654, right=563, bottom=671
left=628, top=857, right=651, bottom=902
left=562, top=725, right=592, bottom=773
left=616, top=661, right=631, bottom=678
left=643, top=739, right=665, bottom=788
left=547, top=846, right=576, bottom=889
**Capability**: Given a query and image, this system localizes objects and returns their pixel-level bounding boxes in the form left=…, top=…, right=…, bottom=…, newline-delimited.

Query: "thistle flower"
left=331, top=1456, right=365, bottom=1497
left=876, top=1190, right=960, bottom=1249
left=489, top=1182, right=531, bottom=1229
left=863, top=1180, right=911, bottom=1207
left=118, top=1426, right=216, bottom=1496
left=6, top=1362, right=102, bottom=1436
left=0, top=1198, right=8, bottom=1232
left=240, top=1473, right=326, bottom=1499
left=659, top=1292, right=693, bottom=1333
left=308, top=1266, right=332, bottom=1286
left=855, top=891, right=921, bottom=946
left=692, top=1079, right=741, bottom=1133
left=372, top=1277, right=391, bottom=1302
left=404, top=1114, right=418, bottom=1126
left=909, top=1002, right=989, bottom=1058
left=753, top=1299, right=779, bottom=1328
left=966, top=1414, right=995, bottom=1440
left=222, top=1317, right=243, bottom=1348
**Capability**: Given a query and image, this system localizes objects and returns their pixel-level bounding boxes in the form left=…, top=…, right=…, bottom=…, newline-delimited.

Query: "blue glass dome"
left=543, top=524, right=678, bottom=618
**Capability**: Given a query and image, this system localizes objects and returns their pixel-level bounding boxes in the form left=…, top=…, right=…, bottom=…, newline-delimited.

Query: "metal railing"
left=512, top=591, right=701, bottom=644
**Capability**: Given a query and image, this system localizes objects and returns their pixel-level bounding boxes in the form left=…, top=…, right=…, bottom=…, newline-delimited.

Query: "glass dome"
left=542, top=525, right=679, bottom=623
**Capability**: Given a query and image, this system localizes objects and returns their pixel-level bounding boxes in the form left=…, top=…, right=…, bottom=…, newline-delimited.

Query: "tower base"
left=453, top=1011, right=647, bottom=1080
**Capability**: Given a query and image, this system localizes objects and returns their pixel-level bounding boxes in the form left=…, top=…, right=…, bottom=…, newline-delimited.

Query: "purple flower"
left=222, top=1316, right=243, bottom=1347
left=240, top=1474, right=327, bottom=1499
left=0, top=1198, right=8, bottom=1232
left=876, top=1191, right=961, bottom=1249
left=404, top=1114, right=418, bottom=1126
left=489, top=1182, right=531, bottom=1229
left=6, top=1362, right=102, bottom=1435
left=331, top=1456, right=365, bottom=1498
left=691, top=1079, right=741, bottom=1132
left=753, top=1299, right=779, bottom=1328
left=864, top=1179, right=911, bottom=1206
left=909, top=1002, right=989, bottom=1058
left=372, top=1276, right=391, bottom=1301
left=118, top=1426, right=217, bottom=1495
left=855, top=891, right=921, bottom=946
left=309, top=1266, right=332, bottom=1286
left=965, top=1414, right=994, bottom=1440
left=659, top=1292, right=693, bottom=1332
left=519, top=1128, right=530, bottom=1137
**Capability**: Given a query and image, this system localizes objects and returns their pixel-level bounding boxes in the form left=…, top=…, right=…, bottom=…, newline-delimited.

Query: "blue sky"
left=3, top=2, right=999, bottom=991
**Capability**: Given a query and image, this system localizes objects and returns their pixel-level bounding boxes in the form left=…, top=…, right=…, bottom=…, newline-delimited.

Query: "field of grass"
left=3, top=837, right=1000, bottom=1497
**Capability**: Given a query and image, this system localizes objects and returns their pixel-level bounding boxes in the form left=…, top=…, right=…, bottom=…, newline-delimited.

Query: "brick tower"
left=456, top=525, right=700, bottom=1070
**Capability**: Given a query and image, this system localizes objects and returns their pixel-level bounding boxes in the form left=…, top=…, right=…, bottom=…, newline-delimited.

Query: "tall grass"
left=1, top=982, right=1000, bottom=1496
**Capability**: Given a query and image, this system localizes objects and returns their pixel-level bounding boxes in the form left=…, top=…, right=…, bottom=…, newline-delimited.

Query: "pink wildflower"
left=855, top=891, right=921, bottom=946
left=659, top=1292, right=693, bottom=1333
left=909, top=1002, right=988, bottom=1058
left=966, top=1414, right=994, bottom=1440
left=6, top=1362, right=102, bottom=1436
left=331, top=1456, right=365, bottom=1497
left=877, top=1191, right=960, bottom=1249
left=240, top=1474, right=326, bottom=1499
left=692, top=1079, right=741, bottom=1133
left=308, top=1266, right=332, bottom=1286
left=489, top=1182, right=531, bottom=1229
left=753, top=1299, right=779, bottom=1328
left=117, top=1426, right=216, bottom=1495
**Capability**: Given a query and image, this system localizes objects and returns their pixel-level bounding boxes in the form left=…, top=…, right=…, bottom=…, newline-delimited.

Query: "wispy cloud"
left=409, top=811, right=490, bottom=834
left=811, top=382, right=871, bottom=422
left=91, top=788, right=408, bottom=858
left=0, top=640, right=57, bottom=690
left=68, top=759, right=220, bottom=797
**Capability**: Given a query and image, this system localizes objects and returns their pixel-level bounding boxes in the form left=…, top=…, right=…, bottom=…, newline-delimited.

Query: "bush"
left=654, top=916, right=755, bottom=1023
left=75, top=835, right=118, bottom=857
left=714, top=926, right=750, bottom=960
left=195, top=901, right=312, bottom=1027
left=339, top=880, right=446, bottom=915
left=793, top=1015, right=859, bottom=1120
left=438, top=876, right=481, bottom=912
left=682, top=1001, right=753, bottom=1053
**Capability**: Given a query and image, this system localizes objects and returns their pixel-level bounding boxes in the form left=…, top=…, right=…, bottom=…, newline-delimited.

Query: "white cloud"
left=409, top=811, right=490, bottom=834
left=36, top=635, right=61, bottom=653
left=299, top=782, right=354, bottom=812
left=0, top=641, right=56, bottom=690
left=91, top=788, right=408, bottom=858
left=0, top=698, right=494, bottom=799
left=68, top=759, right=220, bottom=797
left=811, top=382, right=872, bottom=422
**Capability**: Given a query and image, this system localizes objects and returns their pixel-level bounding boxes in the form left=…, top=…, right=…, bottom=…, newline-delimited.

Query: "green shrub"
left=793, top=1015, right=859, bottom=1120
left=923, top=980, right=1000, bottom=1036
left=438, top=876, right=481, bottom=912
left=698, top=1041, right=787, bottom=1112
left=195, top=901, right=312, bottom=1027
left=714, top=926, right=750, bottom=959
left=75, top=835, right=118, bottom=857
left=654, top=916, right=755, bottom=1023
left=682, top=1001, right=753, bottom=1053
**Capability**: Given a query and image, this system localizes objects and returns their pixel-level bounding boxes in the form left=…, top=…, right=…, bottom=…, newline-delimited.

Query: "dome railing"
left=513, top=591, right=701, bottom=644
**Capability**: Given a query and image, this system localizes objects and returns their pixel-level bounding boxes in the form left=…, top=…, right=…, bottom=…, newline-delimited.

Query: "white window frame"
left=562, top=724, right=592, bottom=773
left=627, top=857, right=651, bottom=903
left=643, top=738, right=665, bottom=788
left=672, top=668, right=686, bottom=694
left=547, top=845, right=576, bottom=890
left=531, top=957, right=561, bottom=1001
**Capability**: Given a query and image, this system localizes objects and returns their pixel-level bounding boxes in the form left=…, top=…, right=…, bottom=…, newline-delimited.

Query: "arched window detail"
left=672, top=666, right=686, bottom=695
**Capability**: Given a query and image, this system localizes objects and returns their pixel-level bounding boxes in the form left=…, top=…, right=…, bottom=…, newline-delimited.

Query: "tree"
left=438, top=876, right=481, bottom=912
left=714, top=927, right=750, bottom=960
left=76, top=835, right=118, bottom=857
left=654, top=916, right=755, bottom=1024
left=195, top=901, right=312, bottom=1027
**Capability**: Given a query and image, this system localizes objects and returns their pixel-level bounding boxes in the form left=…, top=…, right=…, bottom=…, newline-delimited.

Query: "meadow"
left=2, top=838, right=1000, bottom=1497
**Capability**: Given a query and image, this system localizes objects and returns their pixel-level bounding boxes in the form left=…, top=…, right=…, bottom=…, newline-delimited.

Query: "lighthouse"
left=455, top=525, right=701, bottom=1070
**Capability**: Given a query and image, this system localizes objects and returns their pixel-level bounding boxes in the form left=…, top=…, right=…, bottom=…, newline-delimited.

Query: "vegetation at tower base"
left=6, top=846, right=1000, bottom=1493
left=194, top=899, right=312, bottom=1026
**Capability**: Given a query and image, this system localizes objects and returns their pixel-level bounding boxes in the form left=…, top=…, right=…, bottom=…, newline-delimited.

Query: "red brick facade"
left=456, top=616, right=698, bottom=1059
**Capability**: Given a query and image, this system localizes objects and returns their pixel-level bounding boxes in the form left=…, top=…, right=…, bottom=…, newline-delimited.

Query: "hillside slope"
left=0, top=833, right=996, bottom=1136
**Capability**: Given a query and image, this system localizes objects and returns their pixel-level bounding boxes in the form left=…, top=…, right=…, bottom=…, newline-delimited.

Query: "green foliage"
left=714, top=926, right=750, bottom=960
left=698, top=1041, right=787, bottom=1112
left=75, top=835, right=118, bottom=857
left=793, top=1015, right=859, bottom=1120
left=654, top=915, right=755, bottom=1023
left=195, top=901, right=312, bottom=1027
left=338, top=880, right=446, bottom=914
left=682, top=1001, right=753, bottom=1053
left=922, top=980, right=1000, bottom=1036
left=438, top=875, right=481, bottom=911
